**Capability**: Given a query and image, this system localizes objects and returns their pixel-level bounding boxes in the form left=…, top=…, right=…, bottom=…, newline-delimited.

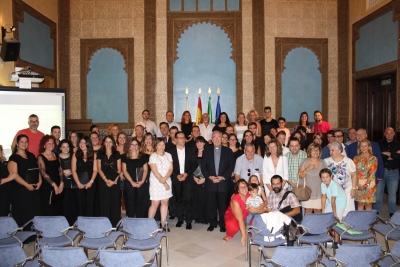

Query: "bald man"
left=375, top=127, right=400, bottom=216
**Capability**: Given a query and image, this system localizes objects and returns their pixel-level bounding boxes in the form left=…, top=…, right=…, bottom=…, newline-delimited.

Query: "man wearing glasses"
left=234, top=143, right=263, bottom=184
left=321, top=130, right=347, bottom=159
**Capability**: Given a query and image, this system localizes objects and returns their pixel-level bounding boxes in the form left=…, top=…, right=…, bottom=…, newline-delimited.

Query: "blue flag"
left=215, top=95, right=221, bottom=123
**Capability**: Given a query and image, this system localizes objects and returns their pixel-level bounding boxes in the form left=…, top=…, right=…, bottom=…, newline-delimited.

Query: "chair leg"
left=246, top=238, right=249, bottom=261
left=166, top=237, right=169, bottom=266
left=385, top=238, right=390, bottom=252
left=249, top=244, right=252, bottom=267
left=156, top=247, right=161, bottom=267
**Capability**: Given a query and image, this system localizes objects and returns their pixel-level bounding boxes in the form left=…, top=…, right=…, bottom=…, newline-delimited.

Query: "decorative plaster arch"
left=167, top=11, right=242, bottom=114
left=275, top=38, right=328, bottom=124
left=80, top=38, right=135, bottom=129
left=283, top=47, right=322, bottom=73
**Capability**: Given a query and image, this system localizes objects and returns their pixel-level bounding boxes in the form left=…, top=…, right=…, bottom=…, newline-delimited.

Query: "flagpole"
left=185, top=87, right=189, bottom=111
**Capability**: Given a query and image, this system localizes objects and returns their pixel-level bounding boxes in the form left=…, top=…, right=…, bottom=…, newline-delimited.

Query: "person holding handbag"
left=298, top=143, right=327, bottom=215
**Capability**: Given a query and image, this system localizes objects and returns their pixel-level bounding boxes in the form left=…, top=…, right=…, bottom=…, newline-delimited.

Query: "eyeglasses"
left=229, top=138, right=237, bottom=141
left=334, top=135, right=343, bottom=138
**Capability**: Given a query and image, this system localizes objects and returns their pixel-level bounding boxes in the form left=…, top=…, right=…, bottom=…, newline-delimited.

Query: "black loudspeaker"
left=1, top=38, right=20, bottom=61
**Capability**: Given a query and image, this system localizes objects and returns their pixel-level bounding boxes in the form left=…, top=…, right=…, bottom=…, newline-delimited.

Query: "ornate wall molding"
left=252, top=0, right=265, bottom=116
left=80, top=38, right=135, bottom=129
left=145, top=0, right=157, bottom=116
left=337, top=0, right=349, bottom=128
left=167, top=11, right=242, bottom=113
left=352, top=1, right=400, bottom=129
left=58, top=0, right=70, bottom=117
left=275, top=38, right=329, bottom=120
left=13, top=0, right=57, bottom=82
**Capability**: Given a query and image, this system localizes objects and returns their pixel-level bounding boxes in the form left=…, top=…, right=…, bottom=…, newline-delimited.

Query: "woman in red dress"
left=223, top=179, right=265, bottom=246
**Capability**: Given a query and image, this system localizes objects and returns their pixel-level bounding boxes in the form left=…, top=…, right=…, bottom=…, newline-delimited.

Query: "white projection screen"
left=0, top=87, right=66, bottom=160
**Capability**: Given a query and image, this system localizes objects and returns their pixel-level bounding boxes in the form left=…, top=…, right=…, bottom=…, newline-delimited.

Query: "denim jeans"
left=374, top=169, right=400, bottom=214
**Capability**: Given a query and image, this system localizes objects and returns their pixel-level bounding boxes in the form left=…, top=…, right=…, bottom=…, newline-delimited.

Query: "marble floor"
left=21, top=196, right=397, bottom=267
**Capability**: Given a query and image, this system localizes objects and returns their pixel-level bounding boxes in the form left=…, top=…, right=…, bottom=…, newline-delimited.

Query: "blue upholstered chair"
left=246, top=214, right=286, bottom=267
left=120, top=218, right=167, bottom=266
left=373, top=211, right=400, bottom=252
left=0, top=216, right=36, bottom=247
left=75, top=217, right=123, bottom=254
left=97, top=248, right=158, bottom=267
left=296, top=212, right=336, bottom=252
left=379, top=240, right=400, bottom=267
left=32, top=216, right=79, bottom=249
left=0, top=243, right=39, bottom=267
left=259, top=245, right=318, bottom=267
left=332, top=210, right=377, bottom=244
left=319, top=243, right=382, bottom=267
left=39, top=246, right=97, bottom=267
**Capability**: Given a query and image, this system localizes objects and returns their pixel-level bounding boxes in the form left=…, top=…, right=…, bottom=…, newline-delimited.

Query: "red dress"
left=224, top=193, right=250, bottom=238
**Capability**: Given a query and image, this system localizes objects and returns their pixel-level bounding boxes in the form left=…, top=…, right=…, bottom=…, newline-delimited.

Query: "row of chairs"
left=247, top=210, right=400, bottom=267
left=0, top=244, right=158, bottom=267
left=0, top=216, right=169, bottom=267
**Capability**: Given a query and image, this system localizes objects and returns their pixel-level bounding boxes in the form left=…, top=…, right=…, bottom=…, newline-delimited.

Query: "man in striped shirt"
left=285, top=137, right=307, bottom=190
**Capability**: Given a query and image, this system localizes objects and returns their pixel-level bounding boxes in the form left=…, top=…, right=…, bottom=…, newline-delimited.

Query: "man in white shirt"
left=198, top=113, right=215, bottom=143
left=166, top=111, right=181, bottom=130
left=133, top=110, right=160, bottom=137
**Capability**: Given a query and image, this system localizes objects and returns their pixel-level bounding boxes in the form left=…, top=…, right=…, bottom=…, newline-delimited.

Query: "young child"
left=320, top=168, right=347, bottom=249
left=245, top=175, right=267, bottom=223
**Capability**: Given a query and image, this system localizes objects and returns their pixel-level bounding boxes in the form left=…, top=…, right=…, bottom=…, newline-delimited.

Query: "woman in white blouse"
left=263, top=139, right=288, bottom=196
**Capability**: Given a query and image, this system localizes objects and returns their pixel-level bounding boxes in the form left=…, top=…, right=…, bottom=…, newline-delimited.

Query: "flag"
left=207, top=96, right=212, bottom=123
left=215, top=95, right=221, bottom=123
left=196, top=96, right=202, bottom=125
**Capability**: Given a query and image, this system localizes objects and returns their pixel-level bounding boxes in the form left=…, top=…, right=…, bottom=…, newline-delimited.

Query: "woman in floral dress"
left=353, top=139, right=377, bottom=210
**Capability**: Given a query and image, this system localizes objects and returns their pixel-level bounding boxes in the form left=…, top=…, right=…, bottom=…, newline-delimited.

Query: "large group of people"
left=0, top=108, right=399, bottom=248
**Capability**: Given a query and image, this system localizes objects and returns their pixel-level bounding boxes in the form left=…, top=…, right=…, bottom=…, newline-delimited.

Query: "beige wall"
left=0, top=0, right=57, bottom=87
left=68, top=0, right=145, bottom=120
left=348, top=0, right=392, bottom=123
left=261, top=0, right=339, bottom=127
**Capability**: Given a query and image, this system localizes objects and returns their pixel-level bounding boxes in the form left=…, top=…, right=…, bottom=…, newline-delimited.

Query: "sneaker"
left=333, top=242, right=340, bottom=250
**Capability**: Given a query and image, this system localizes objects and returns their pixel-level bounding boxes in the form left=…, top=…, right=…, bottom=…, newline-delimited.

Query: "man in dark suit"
left=201, top=131, right=235, bottom=232
left=166, top=131, right=198, bottom=229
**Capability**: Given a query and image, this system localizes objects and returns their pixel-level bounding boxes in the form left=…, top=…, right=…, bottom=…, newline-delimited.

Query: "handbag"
left=291, top=177, right=312, bottom=201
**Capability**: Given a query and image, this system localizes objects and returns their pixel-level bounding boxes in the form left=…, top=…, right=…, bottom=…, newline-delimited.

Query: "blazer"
left=201, top=145, right=235, bottom=192
left=166, top=145, right=198, bottom=184
left=346, top=141, right=384, bottom=179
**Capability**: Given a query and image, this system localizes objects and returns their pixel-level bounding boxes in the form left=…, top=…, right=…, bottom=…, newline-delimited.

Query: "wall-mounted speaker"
left=1, top=38, right=20, bottom=62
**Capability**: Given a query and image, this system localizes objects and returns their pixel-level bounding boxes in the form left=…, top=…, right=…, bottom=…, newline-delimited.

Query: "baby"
left=245, top=182, right=264, bottom=224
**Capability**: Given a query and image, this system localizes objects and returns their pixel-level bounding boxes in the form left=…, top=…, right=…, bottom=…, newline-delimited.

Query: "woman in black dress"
left=59, top=139, right=78, bottom=225
left=180, top=111, right=193, bottom=140
left=68, top=131, right=79, bottom=153
left=8, top=134, right=42, bottom=226
left=213, top=112, right=230, bottom=133
left=122, top=138, right=149, bottom=218
left=192, top=136, right=208, bottom=224
left=97, top=136, right=121, bottom=226
left=0, top=161, right=17, bottom=216
left=38, top=135, right=64, bottom=216
left=71, top=136, right=97, bottom=216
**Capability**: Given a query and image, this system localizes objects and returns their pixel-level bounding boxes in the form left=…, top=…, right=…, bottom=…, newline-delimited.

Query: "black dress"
left=75, top=157, right=95, bottom=217
left=0, top=163, right=11, bottom=216
left=9, top=152, right=41, bottom=226
left=60, top=155, right=78, bottom=225
left=38, top=154, right=63, bottom=216
left=192, top=156, right=207, bottom=224
left=181, top=123, right=193, bottom=140
left=122, top=154, right=149, bottom=218
left=97, top=152, right=121, bottom=226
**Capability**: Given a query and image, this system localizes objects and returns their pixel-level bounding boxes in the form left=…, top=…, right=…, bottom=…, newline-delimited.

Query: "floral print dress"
left=353, top=155, right=377, bottom=203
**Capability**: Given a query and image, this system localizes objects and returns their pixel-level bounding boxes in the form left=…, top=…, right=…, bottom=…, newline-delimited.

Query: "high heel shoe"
left=160, top=222, right=170, bottom=232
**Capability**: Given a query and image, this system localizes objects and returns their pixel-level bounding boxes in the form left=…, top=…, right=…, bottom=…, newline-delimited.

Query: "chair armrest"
left=296, top=224, right=310, bottom=240
left=115, top=218, right=123, bottom=229
left=149, top=229, right=164, bottom=244
left=8, top=219, right=33, bottom=236
left=15, top=247, right=40, bottom=267
left=247, top=225, right=261, bottom=238
left=60, top=226, right=75, bottom=246
left=103, top=228, right=117, bottom=237
left=333, top=215, right=341, bottom=223
left=376, top=215, right=388, bottom=224
left=77, top=260, right=94, bottom=267
left=318, top=243, right=332, bottom=258
left=75, top=227, right=86, bottom=236
left=340, top=221, right=354, bottom=230
left=21, top=219, right=34, bottom=229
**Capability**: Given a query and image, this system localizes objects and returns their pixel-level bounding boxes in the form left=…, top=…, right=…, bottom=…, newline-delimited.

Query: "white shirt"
left=168, top=121, right=181, bottom=131
left=177, top=147, right=185, bottom=174
left=263, top=155, right=289, bottom=196
left=133, top=120, right=160, bottom=137
left=198, top=122, right=215, bottom=141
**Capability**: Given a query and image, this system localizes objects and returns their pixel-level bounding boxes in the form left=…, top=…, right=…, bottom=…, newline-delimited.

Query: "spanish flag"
left=196, top=96, right=202, bottom=125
